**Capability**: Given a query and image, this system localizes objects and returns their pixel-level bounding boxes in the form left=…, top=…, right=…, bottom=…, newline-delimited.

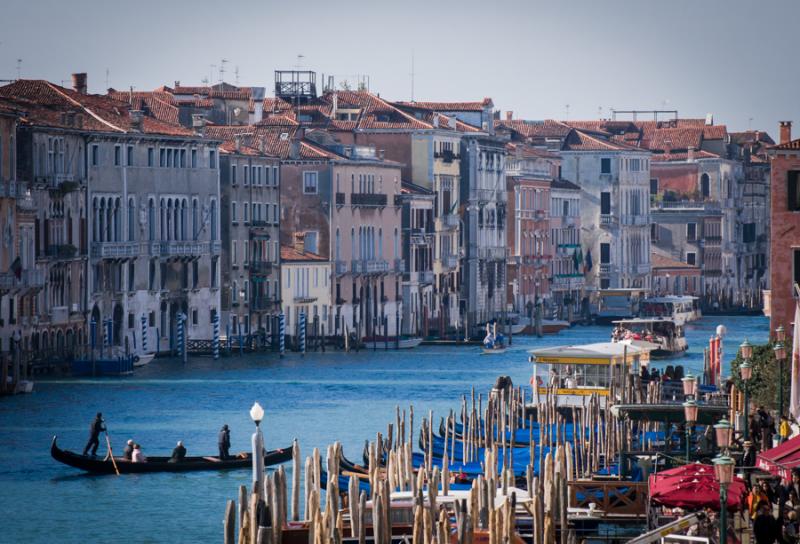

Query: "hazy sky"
left=1, top=0, right=797, bottom=134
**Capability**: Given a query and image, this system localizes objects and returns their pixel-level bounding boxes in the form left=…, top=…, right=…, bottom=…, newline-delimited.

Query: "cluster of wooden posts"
left=223, top=381, right=647, bottom=544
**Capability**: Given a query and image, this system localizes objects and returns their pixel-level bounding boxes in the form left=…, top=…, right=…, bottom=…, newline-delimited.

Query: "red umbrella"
left=648, top=463, right=748, bottom=512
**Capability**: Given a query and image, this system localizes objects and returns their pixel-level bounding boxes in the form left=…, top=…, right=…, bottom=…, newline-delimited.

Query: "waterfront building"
left=549, top=178, right=584, bottom=320
left=1, top=76, right=223, bottom=355
left=397, top=182, right=434, bottom=336
left=558, top=130, right=652, bottom=292
left=766, top=121, right=800, bottom=330
left=212, top=131, right=281, bottom=339
left=0, top=99, right=44, bottom=356
left=279, top=245, right=331, bottom=342
left=505, top=143, right=556, bottom=320
left=650, top=252, right=702, bottom=296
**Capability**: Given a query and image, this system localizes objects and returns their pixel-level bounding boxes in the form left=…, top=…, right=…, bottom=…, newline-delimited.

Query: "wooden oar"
left=104, top=431, right=121, bottom=476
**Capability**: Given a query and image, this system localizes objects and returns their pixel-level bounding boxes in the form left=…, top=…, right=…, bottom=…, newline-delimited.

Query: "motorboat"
left=612, top=318, right=687, bottom=358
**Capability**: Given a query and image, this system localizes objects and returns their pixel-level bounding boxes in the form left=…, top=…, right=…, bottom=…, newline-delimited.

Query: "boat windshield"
left=535, top=362, right=616, bottom=389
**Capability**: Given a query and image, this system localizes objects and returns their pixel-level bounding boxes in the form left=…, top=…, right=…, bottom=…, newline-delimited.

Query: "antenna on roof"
left=294, top=54, right=305, bottom=69
left=105, top=68, right=110, bottom=90
left=219, top=59, right=228, bottom=83
left=565, top=104, right=570, bottom=120
left=410, top=50, right=415, bottom=102
left=235, top=66, right=240, bottom=86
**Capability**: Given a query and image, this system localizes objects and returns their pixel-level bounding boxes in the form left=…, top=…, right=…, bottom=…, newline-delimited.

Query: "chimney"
left=506, top=111, right=513, bottom=121
left=72, top=73, right=87, bottom=94
left=130, top=110, right=144, bottom=132
left=289, top=138, right=301, bottom=159
left=331, top=92, right=338, bottom=118
left=192, top=113, right=207, bottom=136
left=780, top=121, right=793, bottom=145
left=174, top=80, right=180, bottom=88
left=687, top=146, right=695, bottom=162
left=234, top=134, right=242, bottom=152
left=379, top=149, right=385, bottom=160
left=432, top=113, right=439, bottom=128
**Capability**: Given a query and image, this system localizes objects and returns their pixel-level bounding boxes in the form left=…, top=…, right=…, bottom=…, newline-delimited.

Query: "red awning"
left=648, top=463, right=748, bottom=512
left=757, top=434, right=800, bottom=481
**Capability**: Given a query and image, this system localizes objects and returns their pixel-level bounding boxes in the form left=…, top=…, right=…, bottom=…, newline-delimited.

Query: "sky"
left=1, top=0, right=797, bottom=135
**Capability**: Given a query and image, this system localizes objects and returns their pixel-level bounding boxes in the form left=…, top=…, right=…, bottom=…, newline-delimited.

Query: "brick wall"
left=769, top=150, right=800, bottom=330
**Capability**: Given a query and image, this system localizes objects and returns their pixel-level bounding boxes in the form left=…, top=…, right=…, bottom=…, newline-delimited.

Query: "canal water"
left=0, top=316, right=769, bottom=543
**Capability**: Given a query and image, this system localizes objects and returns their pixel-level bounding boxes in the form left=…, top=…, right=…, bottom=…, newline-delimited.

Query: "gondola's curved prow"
left=51, top=435, right=294, bottom=474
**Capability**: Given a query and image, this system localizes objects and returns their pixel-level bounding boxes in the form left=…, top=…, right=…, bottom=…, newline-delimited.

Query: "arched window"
left=378, top=228, right=383, bottom=259
left=192, top=199, right=198, bottom=240
left=351, top=227, right=356, bottom=261
left=335, top=228, right=341, bottom=261
left=700, top=173, right=710, bottom=199
left=393, top=228, right=399, bottom=259
left=92, top=198, right=99, bottom=241
left=210, top=199, right=217, bottom=241
left=128, top=198, right=136, bottom=241
left=160, top=199, right=166, bottom=241
left=148, top=199, right=155, bottom=241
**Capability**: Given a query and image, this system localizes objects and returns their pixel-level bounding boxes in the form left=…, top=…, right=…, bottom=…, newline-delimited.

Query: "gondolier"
left=82, top=413, right=106, bottom=457
left=218, top=424, right=231, bottom=460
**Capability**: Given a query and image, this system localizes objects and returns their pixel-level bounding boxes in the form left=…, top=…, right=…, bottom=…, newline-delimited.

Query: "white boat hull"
left=364, top=337, right=423, bottom=350
left=133, top=352, right=155, bottom=367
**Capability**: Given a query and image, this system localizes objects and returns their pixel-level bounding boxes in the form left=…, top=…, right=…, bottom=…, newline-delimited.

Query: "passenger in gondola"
left=82, top=412, right=106, bottom=457
left=218, top=424, right=231, bottom=460
left=169, top=441, right=187, bottom=463
left=131, top=443, right=147, bottom=463
left=122, top=439, right=134, bottom=460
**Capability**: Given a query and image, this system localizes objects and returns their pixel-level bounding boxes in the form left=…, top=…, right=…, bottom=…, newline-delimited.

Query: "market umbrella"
left=648, top=463, right=747, bottom=511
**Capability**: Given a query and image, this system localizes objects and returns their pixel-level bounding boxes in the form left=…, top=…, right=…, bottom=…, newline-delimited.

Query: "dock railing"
left=568, top=480, right=648, bottom=517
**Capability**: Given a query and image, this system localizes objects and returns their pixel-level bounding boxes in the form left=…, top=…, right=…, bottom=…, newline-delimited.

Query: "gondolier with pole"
left=82, top=412, right=106, bottom=457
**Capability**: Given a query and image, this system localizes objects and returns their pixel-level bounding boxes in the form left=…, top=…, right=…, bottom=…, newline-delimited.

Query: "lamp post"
left=775, top=330, right=787, bottom=418
left=713, top=454, right=735, bottom=544
left=250, top=401, right=265, bottom=492
left=683, top=398, right=698, bottom=462
left=740, top=339, right=753, bottom=441
left=714, top=417, right=733, bottom=453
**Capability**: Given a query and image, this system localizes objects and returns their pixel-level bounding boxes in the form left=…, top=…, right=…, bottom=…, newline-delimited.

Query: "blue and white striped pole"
left=103, top=318, right=110, bottom=358
left=279, top=313, right=286, bottom=357
left=299, top=311, right=306, bottom=356
left=140, top=314, right=148, bottom=354
left=176, top=312, right=184, bottom=362
left=212, top=312, right=220, bottom=361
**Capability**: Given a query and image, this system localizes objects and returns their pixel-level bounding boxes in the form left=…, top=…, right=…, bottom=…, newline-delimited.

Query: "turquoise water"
left=0, top=316, right=768, bottom=542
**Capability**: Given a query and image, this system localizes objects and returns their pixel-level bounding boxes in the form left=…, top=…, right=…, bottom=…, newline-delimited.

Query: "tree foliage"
left=730, top=338, right=791, bottom=412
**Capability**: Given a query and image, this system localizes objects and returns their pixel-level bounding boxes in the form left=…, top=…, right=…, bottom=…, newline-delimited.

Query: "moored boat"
left=639, top=296, right=701, bottom=326
left=50, top=436, right=293, bottom=474
left=71, top=355, right=134, bottom=377
left=541, top=319, right=570, bottom=334
left=363, top=337, right=423, bottom=349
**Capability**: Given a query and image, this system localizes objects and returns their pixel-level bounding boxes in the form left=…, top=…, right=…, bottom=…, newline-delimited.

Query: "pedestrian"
left=760, top=407, right=776, bottom=450
left=753, top=500, right=778, bottom=544
left=122, top=439, right=134, bottom=460
left=169, top=441, right=187, bottom=463
left=782, top=469, right=800, bottom=515
left=751, top=484, right=772, bottom=519
left=780, top=416, right=792, bottom=444
left=131, top=443, right=147, bottom=463
left=82, top=412, right=106, bottom=457
left=783, top=510, right=799, bottom=544
left=218, top=424, right=231, bottom=460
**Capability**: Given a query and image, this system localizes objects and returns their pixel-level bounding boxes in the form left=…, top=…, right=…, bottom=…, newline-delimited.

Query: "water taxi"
left=482, top=322, right=507, bottom=354
left=595, top=288, right=647, bottom=324
left=528, top=342, right=651, bottom=406
left=638, top=296, right=701, bottom=326
left=612, top=317, right=687, bottom=358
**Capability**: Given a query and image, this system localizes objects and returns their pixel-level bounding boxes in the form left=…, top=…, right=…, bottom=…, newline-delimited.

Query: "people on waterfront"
left=218, top=425, right=231, bottom=460
left=751, top=485, right=773, bottom=519
left=753, top=501, right=778, bottom=544
left=131, top=444, right=146, bottom=463
left=743, top=441, right=757, bottom=476
left=780, top=416, right=792, bottom=444
left=82, top=412, right=106, bottom=457
left=781, top=470, right=800, bottom=516
left=169, top=441, right=186, bottom=463
left=760, top=407, right=776, bottom=450
left=752, top=414, right=763, bottom=446
left=122, top=439, right=134, bottom=460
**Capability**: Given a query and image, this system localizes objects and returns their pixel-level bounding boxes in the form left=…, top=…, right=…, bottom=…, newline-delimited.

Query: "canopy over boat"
left=50, top=436, right=292, bottom=474
left=757, top=434, right=800, bottom=481
left=648, top=463, right=747, bottom=511
left=529, top=342, right=650, bottom=364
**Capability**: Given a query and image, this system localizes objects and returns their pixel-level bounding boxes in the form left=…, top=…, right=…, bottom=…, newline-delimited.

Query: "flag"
left=584, top=249, right=593, bottom=273
left=9, top=257, right=21, bottom=280
left=573, top=247, right=583, bottom=273
left=790, top=297, right=800, bottom=421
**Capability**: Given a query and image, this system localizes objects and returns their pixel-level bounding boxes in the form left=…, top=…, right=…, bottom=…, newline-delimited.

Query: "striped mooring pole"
left=212, top=312, right=220, bottom=361
left=176, top=312, right=185, bottom=362
left=140, top=314, right=148, bottom=354
left=103, top=318, right=111, bottom=358
left=278, top=313, right=286, bottom=357
left=299, top=312, right=306, bottom=355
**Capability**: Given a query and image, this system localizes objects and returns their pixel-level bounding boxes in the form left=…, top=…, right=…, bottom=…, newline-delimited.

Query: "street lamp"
left=683, top=399, right=698, bottom=462
left=250, top=402, right=265, bottom=491
left=714, top=418, right=733, bottom=452
left=682, top=373, right=698, bottom=397
left=776, top=325, right=787, bottom=343
left=740, top=339, right=753, bottom=441
left=713, top=454, right=735, bottom=544
left=775, top=341, right=787, bottom=418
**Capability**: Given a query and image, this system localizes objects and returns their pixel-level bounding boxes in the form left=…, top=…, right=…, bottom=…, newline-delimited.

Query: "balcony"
left=16, top=191, right=36, bottom=212
left=534, top=209, right=548, bottom=220
left=438, top=254, right=459, bottom=269
left=600, top=214, right=618, bottom=229
left=552, top=274, right=584, bottom=289
left=622, top=215, right=648, bottom=226
left=414, top=270, right=434, bottom=284
left=149, top=240, right=218, bottom=258
left=564, top=215, right=578, bottom=227
left=42, top=174, right=82, bottom=194
left=293, top=294, right=318, bottom=304
left=335, top=192, right=346, bottom=206
left=335, top=260, right=348, bottom=276
left=393, top=258, right=405, bottom=273
left=440, top=214, right=460, bottom=229
left=634, top=263, right=651, bottom=275
left=599, top=263, right=612, bottom=275
left=91, top=241, right=140, bottom=259
left=46, top=244, right=79, bottom=259
left=0, top=268, right=45, bottom=291
left=351, top=193, right=387, bottom=207
left=434, top=149, right=458, bottom=163
left=0, top=181, right=19, bottom=198
left=251, top=297, right=280, bottom=311
left=250, top=219, right=271, bottom=229
left=250, top=260, right=273, bottom=275
left=351, top=259, right=389, bottom=275
left=479, top=247, right=506, bottom=261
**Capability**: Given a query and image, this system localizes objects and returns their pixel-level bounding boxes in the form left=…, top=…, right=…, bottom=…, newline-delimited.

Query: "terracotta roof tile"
left=394, top=98, right=493, bottom=112
left=281, top=245, right=327, bottom=262
left=771, top=138, right=800, bottom=151
left=651, top=252, right=699, bottom=270
left=496, top=119, right=572, bottom=139
left=561, top=129, right=644, bottom=152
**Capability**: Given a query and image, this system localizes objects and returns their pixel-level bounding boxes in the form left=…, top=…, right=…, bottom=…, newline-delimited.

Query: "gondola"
left=50, top=436, right=293, bottom=474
